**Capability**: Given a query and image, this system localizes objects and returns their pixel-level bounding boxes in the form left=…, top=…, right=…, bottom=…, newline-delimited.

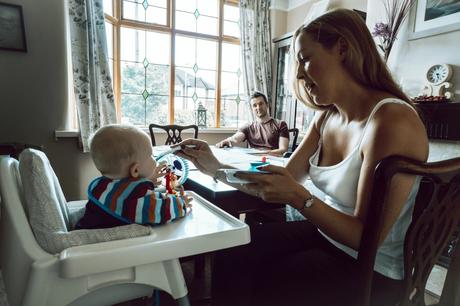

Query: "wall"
left=0, top=0, right=93, bottom=200
left=270, top=0, right=368, bottom=77
left=366, top=1, right=460, bottom=161
left=0, top=0, right=233, bottom=199
left=284, top=0, right=367, bottom=33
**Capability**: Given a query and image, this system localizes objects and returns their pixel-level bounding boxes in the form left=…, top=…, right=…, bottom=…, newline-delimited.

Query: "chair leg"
left=175, top=296, right=191, bottom=306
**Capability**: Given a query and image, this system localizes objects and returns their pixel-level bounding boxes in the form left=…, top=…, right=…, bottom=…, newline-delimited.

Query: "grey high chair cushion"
left=19, top=149, right=151, bottom=254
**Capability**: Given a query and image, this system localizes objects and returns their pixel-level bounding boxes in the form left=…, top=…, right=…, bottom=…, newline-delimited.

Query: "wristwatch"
left=300, top=194, right=315, bottom=210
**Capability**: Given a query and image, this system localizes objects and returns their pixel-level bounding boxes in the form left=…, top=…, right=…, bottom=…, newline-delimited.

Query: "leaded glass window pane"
left=174, top=35, right=217, bottom=126
left=175, top=0, right=218, bottom=35
left=104, top=1, right=243, bottom=128
left=120, top=27, right=170, bottom=125
left=220, top=42, right=248, bottom=128
left=223, top=3, right=239, bottom=38
left=122, top=0, right=167, bottom=25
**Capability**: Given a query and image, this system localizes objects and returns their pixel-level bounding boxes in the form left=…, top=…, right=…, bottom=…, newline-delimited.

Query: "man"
left=216, top=91, right=289, bottom=156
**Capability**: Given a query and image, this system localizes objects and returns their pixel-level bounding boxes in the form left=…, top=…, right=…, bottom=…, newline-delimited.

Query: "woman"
left=176, top=8, right=428, bottom=306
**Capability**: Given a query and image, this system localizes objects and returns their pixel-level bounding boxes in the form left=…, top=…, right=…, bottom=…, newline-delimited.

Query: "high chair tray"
left=59, top=191, right=250, bottom=278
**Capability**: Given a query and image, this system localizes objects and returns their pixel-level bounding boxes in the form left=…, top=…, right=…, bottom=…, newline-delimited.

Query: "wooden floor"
left=0, top=261, right=445, bottom=306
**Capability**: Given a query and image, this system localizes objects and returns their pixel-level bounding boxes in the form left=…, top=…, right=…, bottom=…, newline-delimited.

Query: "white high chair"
left=0, top=149, right=250, bottom=306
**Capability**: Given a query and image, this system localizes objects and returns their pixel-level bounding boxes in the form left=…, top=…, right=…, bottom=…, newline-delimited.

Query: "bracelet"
left=298, top=193, right=315, bottom=210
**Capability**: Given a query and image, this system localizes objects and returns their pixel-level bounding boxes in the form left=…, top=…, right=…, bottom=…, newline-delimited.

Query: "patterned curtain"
left=239, top=0, right=272, bottom=118
left=68, top=0, right=116, bottom=152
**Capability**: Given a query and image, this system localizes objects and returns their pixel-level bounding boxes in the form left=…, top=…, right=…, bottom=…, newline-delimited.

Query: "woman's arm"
left=353, top=103, right=428, bottom=245
left=267, top=136, right=289, bottom=156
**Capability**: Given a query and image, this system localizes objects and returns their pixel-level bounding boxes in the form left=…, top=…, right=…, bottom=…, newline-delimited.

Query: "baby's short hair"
left=90, top=124, right=150, bottom=176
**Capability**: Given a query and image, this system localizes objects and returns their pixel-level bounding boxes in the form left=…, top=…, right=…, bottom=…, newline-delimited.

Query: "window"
left=103, top=0, right=249, bottom=128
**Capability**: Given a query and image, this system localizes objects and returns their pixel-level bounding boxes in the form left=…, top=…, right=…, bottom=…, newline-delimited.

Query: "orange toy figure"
left=165, top=168, right=180, bottom=195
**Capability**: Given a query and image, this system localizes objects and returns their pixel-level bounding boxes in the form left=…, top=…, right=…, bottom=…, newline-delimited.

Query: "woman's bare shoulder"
left=362, top=101, right=428, bottom=161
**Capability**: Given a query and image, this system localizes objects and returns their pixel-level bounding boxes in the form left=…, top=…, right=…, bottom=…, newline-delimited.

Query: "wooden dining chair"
left=0, top=142, right=43, bottom=159
left=149, top=124, right=198, bottom=146
left=357, top=155, right=460, bottom=306
left=282, top=128, right=299, bottom=158
left=288, top=128, right=299, bottom=152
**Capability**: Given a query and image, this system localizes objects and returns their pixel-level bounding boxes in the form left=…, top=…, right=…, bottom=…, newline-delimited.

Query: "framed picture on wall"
left=409, top=0, right=460, bottom=40
left=0, top=2, right=27, bottom=52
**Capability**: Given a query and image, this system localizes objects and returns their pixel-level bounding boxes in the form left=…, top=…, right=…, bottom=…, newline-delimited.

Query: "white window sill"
left=55, top=130, right=79, bottom=138
left=55, top=127, right=238, bottom=139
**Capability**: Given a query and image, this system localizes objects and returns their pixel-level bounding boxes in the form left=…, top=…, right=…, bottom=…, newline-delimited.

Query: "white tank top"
left=309, top=98, right=421, bottom=280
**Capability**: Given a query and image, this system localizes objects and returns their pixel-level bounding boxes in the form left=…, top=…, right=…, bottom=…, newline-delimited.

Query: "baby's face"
left=137, top=136, right=157, bottom=178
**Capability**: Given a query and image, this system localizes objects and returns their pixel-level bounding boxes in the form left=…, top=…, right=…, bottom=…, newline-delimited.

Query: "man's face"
left=251, top=96, right=269, bottom=118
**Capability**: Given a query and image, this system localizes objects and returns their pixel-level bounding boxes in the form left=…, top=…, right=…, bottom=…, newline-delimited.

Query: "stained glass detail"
left=143, top=58, right=149, bottom=68
left=122, top=0, right=167, bottom=26
left=193, top=63, right=199, bottom=73
left=236, top=95, right=240, bottom=104
left=192, top=92, right=198, bottom=102
left=236, top=68, right=241, bottom=77
left=194, top=9, right=200, bottom=19
left=142, top=89, right=149, bottom=100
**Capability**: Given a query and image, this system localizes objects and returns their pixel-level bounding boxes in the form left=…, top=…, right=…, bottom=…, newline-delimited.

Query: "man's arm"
left=268, top=136, right=289, bottom=156
left=267, top=120, right=290, bottom=156
left=216, top=131, right=246, bottom=148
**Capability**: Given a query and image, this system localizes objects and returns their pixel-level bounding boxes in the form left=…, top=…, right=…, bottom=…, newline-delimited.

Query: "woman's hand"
left=236, top=164, right=305, bottom=206
left=173, top=139, right=223, bottom=177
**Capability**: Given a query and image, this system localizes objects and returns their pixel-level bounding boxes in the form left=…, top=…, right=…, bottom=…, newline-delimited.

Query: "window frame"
left=104, top=0, right=241, bottom=127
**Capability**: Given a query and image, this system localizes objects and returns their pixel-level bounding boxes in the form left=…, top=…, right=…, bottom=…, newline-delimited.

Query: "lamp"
left=197, top=102, right=207, bottom=128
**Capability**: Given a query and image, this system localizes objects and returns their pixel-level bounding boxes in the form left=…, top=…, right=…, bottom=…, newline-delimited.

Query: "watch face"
left=426, top=64, right=452, bottom=85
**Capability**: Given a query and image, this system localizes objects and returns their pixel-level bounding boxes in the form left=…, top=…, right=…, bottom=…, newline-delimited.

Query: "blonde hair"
left=290, top=8, right=412, bottom=110
left=90, top=124, right=150, bottom=176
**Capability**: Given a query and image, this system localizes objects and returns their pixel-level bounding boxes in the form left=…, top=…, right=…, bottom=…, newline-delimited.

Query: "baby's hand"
left=150, top=161, right=167, bottom=185
left=179, top=186, right=193, bottom=210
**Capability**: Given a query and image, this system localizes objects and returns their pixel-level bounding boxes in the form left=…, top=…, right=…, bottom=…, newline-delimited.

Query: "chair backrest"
left=288, top=128, right=299, bottom=152
left=357, top=155, right=460, bottom=306
left=0, top=156, right=52, bottom=306
left=149, top=124, right=199, bottom=146
left=1, top=151, right=165, bottom=306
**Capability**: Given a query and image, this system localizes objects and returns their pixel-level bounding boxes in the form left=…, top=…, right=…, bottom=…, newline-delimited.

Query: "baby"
left=75, top=124, right=192, bottom=229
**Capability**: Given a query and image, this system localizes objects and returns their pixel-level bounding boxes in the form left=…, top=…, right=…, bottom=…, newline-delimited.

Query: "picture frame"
left=0, top=2, right=27, bottom=52
left=409, top=0, right=460, bottom=40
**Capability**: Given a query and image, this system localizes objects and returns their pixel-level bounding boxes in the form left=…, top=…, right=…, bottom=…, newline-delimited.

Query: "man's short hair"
left=250, top=91, right=268, bottom=105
